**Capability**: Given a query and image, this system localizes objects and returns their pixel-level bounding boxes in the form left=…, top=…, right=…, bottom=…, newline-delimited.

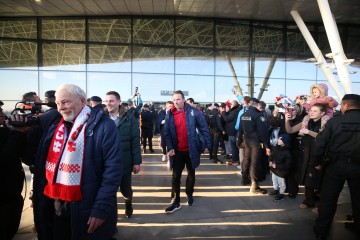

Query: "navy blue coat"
left=31, top=106, right=122, bottom=240
left=164, top=103, right=211, bottom=169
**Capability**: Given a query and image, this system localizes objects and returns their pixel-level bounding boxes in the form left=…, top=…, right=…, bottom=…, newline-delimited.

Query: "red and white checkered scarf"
left=44, top=106, right=91, bottom=201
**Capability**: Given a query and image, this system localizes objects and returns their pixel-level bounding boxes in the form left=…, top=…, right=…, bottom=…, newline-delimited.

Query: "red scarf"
left=44, top=106, right=91, bottom=201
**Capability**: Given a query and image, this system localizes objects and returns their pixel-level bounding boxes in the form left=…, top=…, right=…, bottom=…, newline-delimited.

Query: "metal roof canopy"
left=0, top=0, right=359, bottom=25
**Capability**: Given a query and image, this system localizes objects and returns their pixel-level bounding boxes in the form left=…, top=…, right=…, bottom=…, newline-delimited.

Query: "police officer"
left=239, top=98, right=271, bottom=194
left=312, top=94, right=360, bottom=240
left=206, top=103, right=224, bottom=164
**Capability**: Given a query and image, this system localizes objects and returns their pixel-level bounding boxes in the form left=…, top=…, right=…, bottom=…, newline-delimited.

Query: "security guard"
left=239, top=98, right=271, bottom=194
left=312, top=94, right=360, bottom=240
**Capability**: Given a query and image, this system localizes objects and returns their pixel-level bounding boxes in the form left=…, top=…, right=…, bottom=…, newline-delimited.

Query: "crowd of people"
left=0, top=82, right=359, bottom=240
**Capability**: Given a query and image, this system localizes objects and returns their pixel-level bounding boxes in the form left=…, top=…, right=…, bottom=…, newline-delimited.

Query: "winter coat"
left=297, top=119, right=322, bottom=188
left=268, top=145, right=291, bottom=178
left=222, top=105, right=242, bottom=136
left=303, top=83, right=338, bottom=116
left=164, top=103, right=211, bottom=169
left=116, top=111, right=142, bottom=175
left=31, top=106, right=122, bottom=240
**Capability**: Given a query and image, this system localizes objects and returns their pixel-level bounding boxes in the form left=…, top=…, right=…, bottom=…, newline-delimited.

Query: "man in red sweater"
left=164, top=90, right=211, bottom=213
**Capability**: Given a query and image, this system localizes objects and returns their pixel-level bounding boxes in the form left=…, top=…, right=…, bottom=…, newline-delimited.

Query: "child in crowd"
left=268, top=134, right=292, bottom=201
left=299, top=83, right=338, bottom=135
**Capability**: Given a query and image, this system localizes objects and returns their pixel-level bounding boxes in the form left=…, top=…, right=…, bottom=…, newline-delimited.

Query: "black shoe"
left=149, top=148, right=154, bottom=153
left=187, top=195, right=194, bottom=206
left=209, top=154, right=213, bottom=160
left=288, top=193, right=297, bottom=199
left=165, top=203, right=181, bottom=213
left=125, top=204, right=133, bottom=218
left=224, top=155, right=231, bottom=159
left=268, top=189, right=279, bottom=196
left=251, top=187, right=267, bottom=194
left=213, top=159, right=223, bottom=164
left=274, top=194, right=284, bottom=201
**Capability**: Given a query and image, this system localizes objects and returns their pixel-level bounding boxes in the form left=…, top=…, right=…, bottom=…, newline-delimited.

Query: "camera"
left=8, top=102, right=45, bottom=127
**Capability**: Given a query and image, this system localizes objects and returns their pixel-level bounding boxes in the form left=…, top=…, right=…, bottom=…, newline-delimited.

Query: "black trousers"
left=171, top=151, right=195, bottom=204
left=120, top=173, right=133, bottom=204
left=210, top=128, right=220, bottom=159
left=0, top=195, right=24, bottom=240
left=242, top=138, right=261, bottom=181
left=141, top=130, right=153, bottom=150
left=315, top=161, right=360, bottom=235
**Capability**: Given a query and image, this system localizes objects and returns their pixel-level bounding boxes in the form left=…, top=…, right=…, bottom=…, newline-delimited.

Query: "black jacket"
left=0, top=127, right=26, bottom=204
left=312, top=109, right=360, bottom=165
left=222, top=105, right=241, bottom=136
left=268, top=145, right=291, bottom=178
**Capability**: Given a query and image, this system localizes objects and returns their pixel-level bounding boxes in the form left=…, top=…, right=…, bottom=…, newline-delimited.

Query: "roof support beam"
left=290, top=10, right=343, bottom=99
left=317, top=0, right=353, bottom=94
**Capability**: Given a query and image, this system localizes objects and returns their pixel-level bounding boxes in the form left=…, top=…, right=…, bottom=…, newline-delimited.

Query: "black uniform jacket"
left=312, top=109, right=360, bottom=165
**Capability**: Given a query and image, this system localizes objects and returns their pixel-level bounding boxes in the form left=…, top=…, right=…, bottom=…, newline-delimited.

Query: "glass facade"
left=0, top=16, right=359, bottom=111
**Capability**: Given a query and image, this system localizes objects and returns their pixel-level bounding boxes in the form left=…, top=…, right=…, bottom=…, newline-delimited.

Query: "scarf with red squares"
left=44, top=106, right=91, bottom=201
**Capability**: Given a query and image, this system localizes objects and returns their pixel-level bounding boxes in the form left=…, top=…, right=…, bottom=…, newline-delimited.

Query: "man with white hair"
left=30, top=84, right=122, bottom=239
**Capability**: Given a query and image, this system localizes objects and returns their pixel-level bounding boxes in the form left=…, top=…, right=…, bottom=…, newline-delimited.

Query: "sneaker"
left=162, top=155, right=167, bottom=162
left=125, top=204, right=133, bottom=218
left=251, top=186, right=268, bottom=194
left=274, top=194, right=284, bottom=201
left=187, top=195, right=194, bottom=206
left=165, top=203, right=181, bottom=213
left=268, top=189, right=279, bottom=196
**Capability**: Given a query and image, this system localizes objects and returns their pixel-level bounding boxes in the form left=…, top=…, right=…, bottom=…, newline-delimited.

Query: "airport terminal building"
left=0, top=0, right=359, bottom=109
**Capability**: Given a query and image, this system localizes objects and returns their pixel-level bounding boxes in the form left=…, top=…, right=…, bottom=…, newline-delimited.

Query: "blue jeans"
left=272, top=173, right=286, bottom=194
left=228, top=135, right=239, bottom=162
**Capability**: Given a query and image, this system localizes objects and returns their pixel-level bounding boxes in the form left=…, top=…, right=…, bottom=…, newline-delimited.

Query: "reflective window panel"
left=0, top=70, right=38, bottom=101
left=215, top=76, right=241, bottom=103
left=39, top=71, right=86, bottom=95
left=176, top=19, right=213, bottom=47
left=133, top=19, right=174, bottom=45
left=0, top=40, right=37, bottom=69
left=132, top=73, right=174, bottom=102
left=42, top=19, right=85, bottom=41
left=175, top=75, right=214, bottom=102
left=215, top=23, right=249, bottom=51
left=252, top=27, right=283, bottom=53
left=88, top=44, right=131, bottom=72
left=253, top=54, right=285, bottom=79
left=175, top=48, right=214, bottom=75
left=215, top=50, right=248, bottom=77
left=87, top=72, right=132, bottom=100
left=0, top=19, right=37, bottom=39
left=286, top=60, right=317, bottom=80
left=133, top=46, right=174, bottom=74
left=89, top=18, right=131, bottom=43
left=42, top=43, right=85, bottom=71
left=254, top=77, right=285, bottom=104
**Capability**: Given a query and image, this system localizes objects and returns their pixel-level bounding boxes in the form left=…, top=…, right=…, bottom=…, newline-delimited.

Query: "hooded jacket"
left=305, top=83, right=338, bottom=116
left=164, top=103, right=211, bottom=169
